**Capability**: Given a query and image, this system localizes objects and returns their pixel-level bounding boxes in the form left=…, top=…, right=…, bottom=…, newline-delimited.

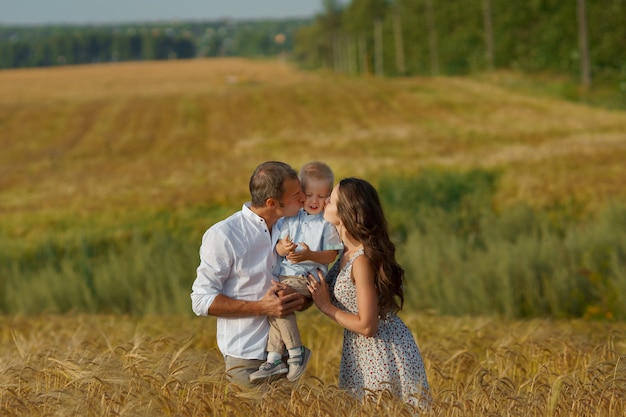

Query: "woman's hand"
left=306, top=269, right=332, bottom=313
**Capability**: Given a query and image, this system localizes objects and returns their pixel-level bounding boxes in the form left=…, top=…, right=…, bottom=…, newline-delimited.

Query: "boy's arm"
left=276, top=235, right=297, bottom=257
left=286, top=245, right=338, bottom=265
left=309, top=249, right=339, bottom=265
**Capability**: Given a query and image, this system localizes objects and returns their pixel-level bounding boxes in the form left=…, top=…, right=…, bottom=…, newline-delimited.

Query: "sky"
left=0, top=1, right=329, bottom=25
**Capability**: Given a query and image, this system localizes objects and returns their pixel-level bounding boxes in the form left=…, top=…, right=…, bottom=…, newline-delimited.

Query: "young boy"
left=250, top=161, right=343, bottom=383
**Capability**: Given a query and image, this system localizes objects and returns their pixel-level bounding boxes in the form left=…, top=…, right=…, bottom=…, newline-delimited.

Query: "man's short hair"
left=249, top=161, right=299, bottom=207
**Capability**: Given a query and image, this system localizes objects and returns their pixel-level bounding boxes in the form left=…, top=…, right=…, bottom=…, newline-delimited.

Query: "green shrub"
left=391, top=171, right=626, bottom=320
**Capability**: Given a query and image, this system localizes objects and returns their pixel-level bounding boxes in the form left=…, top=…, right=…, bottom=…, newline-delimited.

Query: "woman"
left=307, top=177, right=431, bottom=410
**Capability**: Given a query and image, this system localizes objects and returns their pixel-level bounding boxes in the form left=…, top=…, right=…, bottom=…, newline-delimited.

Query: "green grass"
left=1, top=170, right=624, bottom=319
left=384, top=171, right=626, bottom=319
left=474, top=70, right=626, bottom=111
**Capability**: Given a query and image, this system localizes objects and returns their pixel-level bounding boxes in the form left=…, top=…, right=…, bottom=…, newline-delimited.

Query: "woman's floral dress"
left=326, top=249, right=431, bottom=408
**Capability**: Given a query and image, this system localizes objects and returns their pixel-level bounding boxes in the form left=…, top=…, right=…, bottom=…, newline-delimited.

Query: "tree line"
left=1, top=0, right=624, bottom=92
left=294, top=0, right=625, bottom=89
left=0, top=19, right=305, bottom=68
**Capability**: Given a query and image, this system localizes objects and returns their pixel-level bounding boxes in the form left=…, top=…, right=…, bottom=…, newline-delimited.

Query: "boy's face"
left=303, top=179, right=331, bottom=215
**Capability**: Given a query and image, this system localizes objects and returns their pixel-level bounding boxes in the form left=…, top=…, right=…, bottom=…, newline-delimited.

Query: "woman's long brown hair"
left=336, top=177, right=404, bottom=315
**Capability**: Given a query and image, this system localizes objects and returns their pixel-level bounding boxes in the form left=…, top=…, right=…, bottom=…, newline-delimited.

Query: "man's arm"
left=207, top=282, right=306, bottom=318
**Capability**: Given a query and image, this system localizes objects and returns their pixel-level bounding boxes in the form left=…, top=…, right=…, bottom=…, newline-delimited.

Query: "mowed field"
left=1, top=58, right=626, bottom=416
left=1, top=58, right=626, bottom=218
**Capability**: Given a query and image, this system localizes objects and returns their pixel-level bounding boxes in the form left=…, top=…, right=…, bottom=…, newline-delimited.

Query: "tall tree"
left=482, top=0, right=494, bottom=70
left=392, top=3, right=406, bottom=76
left=344, top=0, right=390, bottom=75
left=425, top=0, right=439, bottom=75
left=576, top=0, right=591, bottom=89
left=321, top=0, right=345, bottom=71
left=374, top=18, right=384, bottom=76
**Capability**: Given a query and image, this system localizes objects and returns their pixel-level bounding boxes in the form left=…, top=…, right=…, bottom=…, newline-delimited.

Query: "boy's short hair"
left=299, top=161, right=334, bottom=192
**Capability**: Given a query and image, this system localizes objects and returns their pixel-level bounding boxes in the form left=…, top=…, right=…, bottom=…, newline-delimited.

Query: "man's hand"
left=259, top=281, right=306, bottom=317
left=277, top=283, right=314, bottom=311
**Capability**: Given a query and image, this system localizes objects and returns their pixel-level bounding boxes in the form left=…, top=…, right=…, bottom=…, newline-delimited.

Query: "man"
left=191, top=161, right=307, bottom=386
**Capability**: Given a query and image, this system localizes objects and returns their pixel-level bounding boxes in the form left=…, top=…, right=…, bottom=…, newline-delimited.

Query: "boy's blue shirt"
left=277, top=208, right=343, bottom=276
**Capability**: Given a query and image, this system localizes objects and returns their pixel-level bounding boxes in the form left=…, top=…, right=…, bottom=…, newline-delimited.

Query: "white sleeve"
left=190, top=227, right=233, bottom=316
left=321, top=221, right=343, bottom=250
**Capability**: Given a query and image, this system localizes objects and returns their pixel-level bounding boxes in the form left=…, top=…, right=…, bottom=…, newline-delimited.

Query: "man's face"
left=278, top=178, right=304, bottom=217
left=303, top=179, right=331, bottom=216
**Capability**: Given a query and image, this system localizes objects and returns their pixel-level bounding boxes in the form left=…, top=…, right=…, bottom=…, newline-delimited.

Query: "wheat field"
left=1, top=313, right=625, bottom=416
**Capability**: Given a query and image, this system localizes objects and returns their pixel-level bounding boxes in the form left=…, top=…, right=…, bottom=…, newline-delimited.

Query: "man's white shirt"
left=191, top=203, right=281, bottom=360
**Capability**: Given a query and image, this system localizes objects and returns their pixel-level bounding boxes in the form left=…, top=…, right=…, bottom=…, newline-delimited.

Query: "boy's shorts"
left=279, top=275, right=311, bottom=297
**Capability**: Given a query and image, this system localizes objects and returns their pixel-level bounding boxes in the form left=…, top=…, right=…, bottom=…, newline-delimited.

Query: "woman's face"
left=323, top=184, right=340, bottom=226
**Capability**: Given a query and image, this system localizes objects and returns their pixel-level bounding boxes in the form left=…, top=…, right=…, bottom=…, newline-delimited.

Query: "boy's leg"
left=273, top=313, right=301, bottom=350
left=274, top=276, right=310, bottom=349
left=276, top=275, right=312, bottom=381
left=280, top=275, right=311, bottom=297
left=273, top=311, right=311, bottom=381
left=266, top=316, right=287, bottom=354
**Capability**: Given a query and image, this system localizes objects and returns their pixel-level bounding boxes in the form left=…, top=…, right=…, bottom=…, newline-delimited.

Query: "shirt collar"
left=243, top=202, right=270, bottom=227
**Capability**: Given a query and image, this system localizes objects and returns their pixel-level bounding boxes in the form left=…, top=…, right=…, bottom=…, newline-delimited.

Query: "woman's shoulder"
left=350, top=251, right=374, bottom=278
left=350, top=247, right=365, bottom=259
left=352, top=252, right=371, bottom=265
